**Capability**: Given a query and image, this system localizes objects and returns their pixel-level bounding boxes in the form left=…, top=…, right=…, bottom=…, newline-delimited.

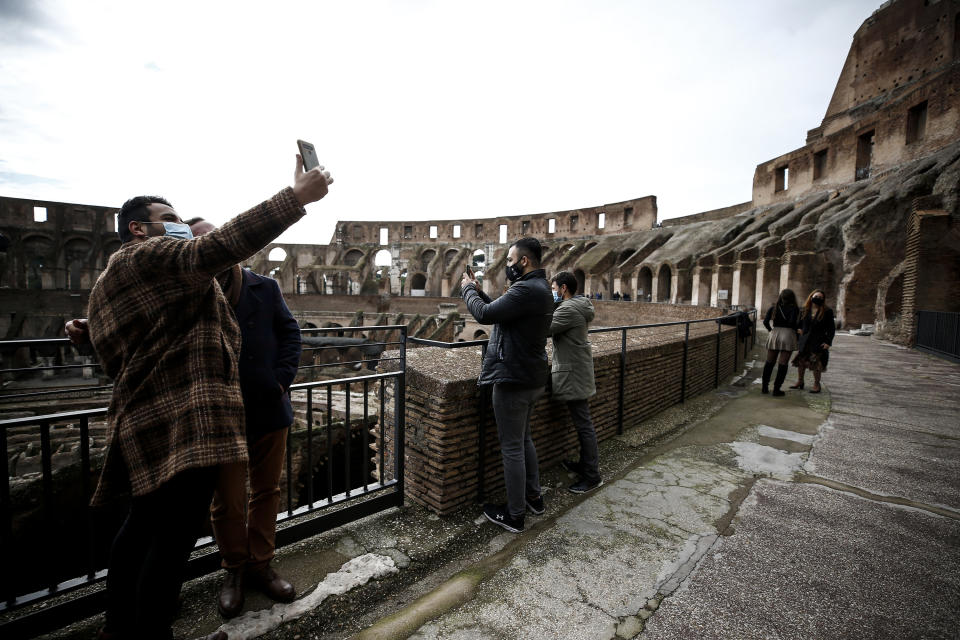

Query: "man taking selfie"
left=85, top=156, right=331, bottom=640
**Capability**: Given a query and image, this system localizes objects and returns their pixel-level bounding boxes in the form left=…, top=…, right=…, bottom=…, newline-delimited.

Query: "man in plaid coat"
left=86, top=157, right=331, bottom=640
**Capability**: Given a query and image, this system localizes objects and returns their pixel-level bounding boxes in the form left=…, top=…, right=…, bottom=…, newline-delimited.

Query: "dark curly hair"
left=117, top=195, right=172, bottom=243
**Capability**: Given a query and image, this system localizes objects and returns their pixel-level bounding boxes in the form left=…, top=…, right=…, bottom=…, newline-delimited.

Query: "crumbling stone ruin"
left=1, top=0, right=958, bottom=345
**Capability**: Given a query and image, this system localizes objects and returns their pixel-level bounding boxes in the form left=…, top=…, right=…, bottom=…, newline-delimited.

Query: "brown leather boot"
left=217, top=568, right=245, bottom=618
left=247, top=565, right=295, bottom=603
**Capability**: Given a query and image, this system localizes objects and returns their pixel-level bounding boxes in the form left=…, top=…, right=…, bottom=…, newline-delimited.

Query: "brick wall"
left=381, top=321, right=742, bottom=514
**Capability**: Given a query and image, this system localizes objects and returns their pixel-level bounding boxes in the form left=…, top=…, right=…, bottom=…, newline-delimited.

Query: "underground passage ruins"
left=1, top=0, right=959, bottom=346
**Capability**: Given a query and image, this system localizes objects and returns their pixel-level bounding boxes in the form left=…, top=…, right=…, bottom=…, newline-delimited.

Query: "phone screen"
left=297, top=140, right=320, bottom=171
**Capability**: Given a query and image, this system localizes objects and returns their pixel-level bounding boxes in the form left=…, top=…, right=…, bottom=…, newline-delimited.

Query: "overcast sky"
left=1, top=0, right=880, bottom=244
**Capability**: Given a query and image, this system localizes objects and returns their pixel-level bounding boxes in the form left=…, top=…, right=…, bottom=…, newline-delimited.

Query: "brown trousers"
left=210, top=427, right=287, bottom=570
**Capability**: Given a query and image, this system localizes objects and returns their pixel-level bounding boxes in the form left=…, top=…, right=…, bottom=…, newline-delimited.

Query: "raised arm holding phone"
left=85, top=152, right=332, bottom=640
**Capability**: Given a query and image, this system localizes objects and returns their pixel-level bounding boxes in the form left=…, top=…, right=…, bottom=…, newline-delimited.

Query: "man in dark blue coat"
left=188, top=219, right=302, bottom=618
left=461, top=237, right=554, bottom=533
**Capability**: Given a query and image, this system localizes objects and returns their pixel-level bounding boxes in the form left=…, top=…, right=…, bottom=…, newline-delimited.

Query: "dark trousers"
left=566, top=399, right=601, bottom=484
left=211, top=427, right=287, bottom=571
left=104, top=466, right=218, bottom=639
left=492, top=384, right=544, bottom=520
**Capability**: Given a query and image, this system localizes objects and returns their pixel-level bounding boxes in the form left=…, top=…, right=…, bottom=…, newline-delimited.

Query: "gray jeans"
left=492, top=384, right=544, bottom=519
left=566, top=399, right=601, bottom=484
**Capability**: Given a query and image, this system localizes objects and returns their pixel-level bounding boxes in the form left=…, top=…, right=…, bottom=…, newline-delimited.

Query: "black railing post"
left=715, top=319, right=722, bottom=388
left=617, top=328, right=626, bottom=435
left=362, top=379, right=369, bottom=492
left=395, top=326, right=406, bottom=504
left=477, top=342, right=488, bottom=503
left=379, top=379, right=385, bottom=486
left=79, top=417, right=95, bottom=580
left=344, top=381, right=351, bottom=498
left=326, top=385, right=334, bottom=503
left=680, top=322, right=690, bottom=403
left=285, top=419, right=293, bottom=516
left=1, top=425, right=12, bottom=605
left=40, top=423, right=55, bottom=591
left=306, top=389, right=314, bottom=509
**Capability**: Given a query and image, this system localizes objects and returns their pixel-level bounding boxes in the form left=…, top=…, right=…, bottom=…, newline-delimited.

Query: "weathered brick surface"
left=381, top=321, right=742, bottom=515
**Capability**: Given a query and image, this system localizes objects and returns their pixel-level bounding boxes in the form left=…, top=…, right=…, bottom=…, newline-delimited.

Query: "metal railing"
left=410, top=308, right=757, bottom=502
left=916, top=310, right=960, bottom=363
left=0, top=325, right=406, bottom=638
left=0, top=309, right=757, bottom=635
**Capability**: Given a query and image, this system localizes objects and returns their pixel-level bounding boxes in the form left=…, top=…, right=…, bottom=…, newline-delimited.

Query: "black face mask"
left=812, top=297, right=824, bottom=305
left=505, top=260, right=523, bottom=283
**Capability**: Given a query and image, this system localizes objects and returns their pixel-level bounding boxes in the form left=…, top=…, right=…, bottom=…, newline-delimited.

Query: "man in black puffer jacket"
left=461, top=237, right=554, bottom=533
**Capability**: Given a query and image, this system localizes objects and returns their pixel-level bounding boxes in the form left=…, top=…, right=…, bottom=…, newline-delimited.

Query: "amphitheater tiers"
left=1, top=0, right=958, bottom=340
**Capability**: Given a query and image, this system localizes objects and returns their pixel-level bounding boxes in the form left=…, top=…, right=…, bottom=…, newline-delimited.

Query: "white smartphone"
left=297, top=139, right=320, bottom=171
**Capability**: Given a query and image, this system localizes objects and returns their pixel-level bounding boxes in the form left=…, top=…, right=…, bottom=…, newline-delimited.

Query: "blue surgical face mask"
left=142, top=220, right=194, bottom=240
left=161, top=221, right=194, bottom=240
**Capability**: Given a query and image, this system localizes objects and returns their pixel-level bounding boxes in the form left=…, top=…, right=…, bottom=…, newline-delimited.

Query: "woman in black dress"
left=791, top=289, right=836, bottom=393
left=761, top=289, right=801, bottom=396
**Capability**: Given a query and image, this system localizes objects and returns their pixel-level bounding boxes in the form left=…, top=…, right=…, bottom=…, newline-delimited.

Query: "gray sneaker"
left=526, top=494, right=545, bottom=515
left=569, top=479, right=603, bottom=494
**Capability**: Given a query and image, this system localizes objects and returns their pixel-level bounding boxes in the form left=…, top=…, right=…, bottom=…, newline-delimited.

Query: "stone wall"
left=380, top=319, right=742, bottom=515
left=752, top=0, right=960, bottom=206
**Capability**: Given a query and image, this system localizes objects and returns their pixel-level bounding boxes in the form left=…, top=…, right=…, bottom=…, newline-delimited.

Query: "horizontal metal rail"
left=0, top=326, right=408, bottom=636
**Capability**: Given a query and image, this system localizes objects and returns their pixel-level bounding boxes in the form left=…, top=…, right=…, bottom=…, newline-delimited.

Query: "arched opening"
left=583, top=242, right=598, bottom=252
left=410, top=272, right=427, bottom=296
left=64, top=238, right=91, bottom=290
left=444, top=248, right=460, bottom=269
left=637, top=267, right=653, bottom=302
left=343, top=249, right=364, bottom=266
left=657, top=265, right=673, bottom=303
left=420, top=249, right=436, bottom=272
left=268, top=247, right=287, bottom=262
left=471, top=249, right=485, bottom=268
left=573, top=269, right=586, bottom=296
left=374, top=249, right=392, bottom=266
left=473, top=329, right=488, bottom=339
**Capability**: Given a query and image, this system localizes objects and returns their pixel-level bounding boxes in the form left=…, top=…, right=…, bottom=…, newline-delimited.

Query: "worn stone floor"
left=31, top=333, right=960, bottom=640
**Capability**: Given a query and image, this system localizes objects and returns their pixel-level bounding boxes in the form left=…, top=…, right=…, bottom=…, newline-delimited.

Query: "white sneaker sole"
left=484, top=511, right=523, bottom=533
left=569, top=480, right=604, bottom=494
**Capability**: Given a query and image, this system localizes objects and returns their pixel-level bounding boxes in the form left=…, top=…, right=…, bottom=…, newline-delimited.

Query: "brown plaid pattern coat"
left=88, top=188, right=305, bottom=505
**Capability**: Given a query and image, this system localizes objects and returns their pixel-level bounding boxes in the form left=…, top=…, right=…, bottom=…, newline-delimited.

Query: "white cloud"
left=0, top=0, right=880, bottom=244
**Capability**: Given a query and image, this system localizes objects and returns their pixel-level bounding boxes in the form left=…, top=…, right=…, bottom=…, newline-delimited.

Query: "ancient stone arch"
left=637, top=266, right=653, bottom=301
left=656, top=264, right=673, bottom=303
left=409, top=272, right=427, bottom=293
left=573, top=269, right=586, bottom=296
left=62, top=237, right=93, bottom=290
left=343, top=249, right=364, bottom=267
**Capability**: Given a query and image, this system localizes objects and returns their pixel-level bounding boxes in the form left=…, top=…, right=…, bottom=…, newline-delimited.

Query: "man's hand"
left=292, top=154, right=334, bottom=206
left=65, top=318, right=90, bottom=346
left=460, top=271, right=478, bottom=292
left=821, top=343, right=830, bottom=350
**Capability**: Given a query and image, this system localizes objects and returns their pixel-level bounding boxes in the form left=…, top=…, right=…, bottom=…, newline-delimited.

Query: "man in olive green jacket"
left=549, top=271, right=603, bottom=493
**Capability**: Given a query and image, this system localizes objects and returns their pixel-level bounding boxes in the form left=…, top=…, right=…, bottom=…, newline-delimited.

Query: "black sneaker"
left=561, top=459, right=583, bottom=475
left=483, top=503, right=524, bottom=533
left=526, top=494, right=545, bottom=515
left=569, top=479, right=604, bottom=494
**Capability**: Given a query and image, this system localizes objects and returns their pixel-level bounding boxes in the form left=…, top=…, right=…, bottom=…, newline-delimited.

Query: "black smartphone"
left=466, top=264, right=475, bottom=279
left=297, top=140, right=320, bottom=171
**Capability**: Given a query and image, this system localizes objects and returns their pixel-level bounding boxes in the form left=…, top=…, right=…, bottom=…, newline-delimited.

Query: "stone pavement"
left=378, top=334, right=960, bottom=640
left=37, top=334, right=960, bottom=640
